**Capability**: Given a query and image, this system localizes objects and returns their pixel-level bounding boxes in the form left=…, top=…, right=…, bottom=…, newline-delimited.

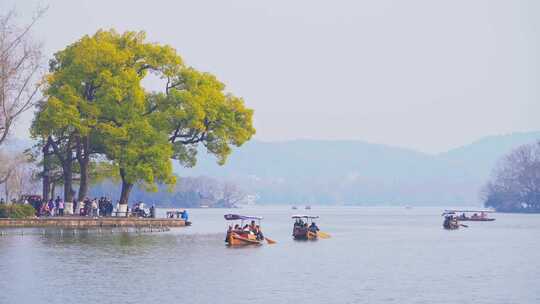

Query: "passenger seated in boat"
left=255, top=225, right=264, bottom=240
left=242, top=224, right=251, bottom=232
left=234, top=224, right=240, bottom=231
left=443, top=215, right=459, bottom=229
left=308, top=222, right=320, bottom=233
left=226, top=225, right=233, bottom=242
left=472, top=213, right=479, bottom=219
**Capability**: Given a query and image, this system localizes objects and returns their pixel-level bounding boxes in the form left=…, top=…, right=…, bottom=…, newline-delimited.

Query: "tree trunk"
left=42, top=146, right=51, bottom=202
left=119, top=180, right=133, bottom=206
left=76, top=136, right=90, bottom=202
left=63, top=157, right=73, bottom=203
left=4, top=183, right=9, bottom=204
left=118, top=168, right=133, bottom=208
left=50, top=184, right=55, bottom=200
left=78, top=161, right=88, bottom=201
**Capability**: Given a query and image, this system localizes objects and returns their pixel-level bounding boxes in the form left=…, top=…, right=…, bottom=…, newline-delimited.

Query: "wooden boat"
left=446, top=210, right=496, bottom=222
left=441, top=211, right=460, bottom=230
left=460, top=217, right=495, bottom=222
left=443, top=216, right=460, bottom=230
left=227, top=231, right=263, bottom=246
left=224, top=214, right=264, bottom=246
left=292, top=215, right=320, bottom=240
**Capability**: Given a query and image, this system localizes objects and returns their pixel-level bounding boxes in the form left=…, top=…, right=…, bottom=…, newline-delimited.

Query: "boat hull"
left=459, top=218, right=495, bottom=222
left=443, top=219, right=460, bottom=230
left=226, top=232, right=263, bottom=246
left=293, top=227, right=318, bottom=240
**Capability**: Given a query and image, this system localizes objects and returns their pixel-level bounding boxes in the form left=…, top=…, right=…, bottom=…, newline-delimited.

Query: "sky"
left=2, top=0, right=539, bottom=153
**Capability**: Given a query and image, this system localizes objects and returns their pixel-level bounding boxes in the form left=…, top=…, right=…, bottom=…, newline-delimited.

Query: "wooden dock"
left=0, top=217, right=190, bottom=228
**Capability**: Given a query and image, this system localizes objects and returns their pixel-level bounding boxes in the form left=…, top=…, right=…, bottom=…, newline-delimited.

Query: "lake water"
left=1, top=206, right=539, bottom=304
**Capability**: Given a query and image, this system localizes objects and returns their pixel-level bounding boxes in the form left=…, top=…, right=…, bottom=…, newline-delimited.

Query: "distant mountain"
left=177, top=132, right=540, bottom=206
left=6, top=132, right=540, bottom=206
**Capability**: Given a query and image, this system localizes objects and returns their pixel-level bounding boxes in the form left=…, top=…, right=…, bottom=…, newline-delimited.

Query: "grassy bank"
left=0, top=204, right=35, bottom=219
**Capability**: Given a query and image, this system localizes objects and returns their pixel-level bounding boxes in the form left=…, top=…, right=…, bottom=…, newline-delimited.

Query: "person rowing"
left=309, top=222, right=320, bottom=233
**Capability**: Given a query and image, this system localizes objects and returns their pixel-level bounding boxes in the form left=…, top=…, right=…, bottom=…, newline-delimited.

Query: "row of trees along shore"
left=30, top=29, right=255, bottom=211
left=483, top=141, right=540, bottom=213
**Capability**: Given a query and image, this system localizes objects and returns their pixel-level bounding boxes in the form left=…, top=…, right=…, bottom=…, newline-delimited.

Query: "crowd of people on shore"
left=17, top=196, right=157, bottom=218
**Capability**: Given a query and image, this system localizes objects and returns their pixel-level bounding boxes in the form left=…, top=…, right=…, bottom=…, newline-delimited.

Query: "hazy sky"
left=2, top=0, right=539, bottom=153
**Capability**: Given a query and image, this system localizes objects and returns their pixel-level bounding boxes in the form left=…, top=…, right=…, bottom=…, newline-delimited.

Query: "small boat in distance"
left=224, top=214, right=265, bottom=246
left=442, top=212, right=460, bottom=230
left=305, top=205, right=311, bottom=210
left=446, top=210, right=496, bottom=222
left=292, top=206, right=298, bottom=210
left=292, top=215, right=320, bottom=240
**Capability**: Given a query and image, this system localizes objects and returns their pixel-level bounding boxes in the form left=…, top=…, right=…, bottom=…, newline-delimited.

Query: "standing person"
left=41, top=203, right=49, bottom=216
left=72, top=199, right=77, bottom=215
left=150, top=204, right=155, bottom=218
left=109, top=200, right=114, bottom=216
left=98, top=197, right=104, bottom=216
left=47, top=199, right=55, bottom=217
left=91, top=199, right=98, bottom=217
left=181, top=209, right=189, bottom=222
left=58, top=199, right=65, bottom=216
left=34, top=198, right=42, bottom=217
left=54, top=196, right=61, bottom=216
left=84, top=198, right=91, bottom=216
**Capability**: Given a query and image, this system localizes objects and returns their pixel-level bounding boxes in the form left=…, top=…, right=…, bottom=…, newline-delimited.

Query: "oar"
left=265, top=237, right=276, bottom=244
left=460, top=224, right=469, bottom=228
left=317, top=231, right=331, bottom=239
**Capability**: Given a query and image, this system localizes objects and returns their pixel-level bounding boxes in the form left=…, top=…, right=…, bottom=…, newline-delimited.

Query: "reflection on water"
left=1, top=206, right=540, bottom=304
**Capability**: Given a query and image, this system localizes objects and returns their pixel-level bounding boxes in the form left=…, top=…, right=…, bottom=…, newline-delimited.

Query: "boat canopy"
left=292, top=215, right=319, bottom=219
left=224, top=214, right=263, bottom=221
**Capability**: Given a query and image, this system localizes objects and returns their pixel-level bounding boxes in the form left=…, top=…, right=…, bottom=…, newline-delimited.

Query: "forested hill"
left=177, top=131, right=540, bottom=206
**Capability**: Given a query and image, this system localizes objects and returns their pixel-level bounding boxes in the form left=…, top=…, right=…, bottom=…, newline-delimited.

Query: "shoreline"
left=0, top=217, right=190, bottom=228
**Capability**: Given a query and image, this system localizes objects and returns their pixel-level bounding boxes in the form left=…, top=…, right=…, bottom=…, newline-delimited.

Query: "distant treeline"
left=88, top=176, right=247, bottom=208
left=483, top=141, right=540, bottom=213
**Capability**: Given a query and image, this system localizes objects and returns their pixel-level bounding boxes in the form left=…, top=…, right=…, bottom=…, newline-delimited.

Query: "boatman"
left=308, top=222, right=320, bottom=233
left=181, top=209, right=189, bottom=221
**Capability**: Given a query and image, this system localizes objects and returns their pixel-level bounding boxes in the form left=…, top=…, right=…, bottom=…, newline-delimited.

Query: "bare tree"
left=0, top=8, right=45, bottom=146
left=0, top=151, right=36, bottom=202
left=483, top=141, right=540, bottom=212
left=220, top=181, right=247, bottom=208
left=0, top=150, right=14, bottom=188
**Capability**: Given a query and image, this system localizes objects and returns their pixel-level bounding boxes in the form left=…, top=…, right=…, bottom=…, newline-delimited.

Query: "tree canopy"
left=483, top=141, right=540, bottom=212
left=31, top=29, right=255, bottom=205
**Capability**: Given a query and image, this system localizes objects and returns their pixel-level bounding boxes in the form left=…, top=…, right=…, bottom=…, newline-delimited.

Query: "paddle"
left=317, top=231, right=331, bottom=239
left=460, top=224, right=469, bottom=228
left=265, top=237, right=276, bottom=244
